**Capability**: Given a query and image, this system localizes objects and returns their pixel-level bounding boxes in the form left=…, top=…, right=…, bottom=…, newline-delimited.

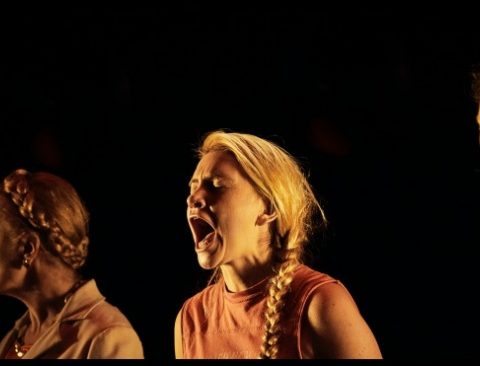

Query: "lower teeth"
left=199, top=234, right=213, bottom=249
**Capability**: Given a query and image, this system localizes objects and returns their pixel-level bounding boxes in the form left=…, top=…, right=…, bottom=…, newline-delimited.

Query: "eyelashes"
left=189, top=179, right=224, bottom=194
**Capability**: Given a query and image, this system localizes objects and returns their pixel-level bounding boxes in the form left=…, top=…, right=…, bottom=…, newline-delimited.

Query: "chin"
left=197, top=253, right=222, bottom=270
left=197, top=259, right=217, bottom=270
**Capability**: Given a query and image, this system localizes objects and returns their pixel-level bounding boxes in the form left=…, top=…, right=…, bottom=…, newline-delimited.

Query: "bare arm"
left=174, top=309, right=184, bottom=359
left=301, top=282, right=382, bottom=359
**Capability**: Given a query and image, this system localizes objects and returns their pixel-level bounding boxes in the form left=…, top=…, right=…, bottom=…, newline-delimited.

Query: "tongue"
left=198, top=231, right=215, bottom=250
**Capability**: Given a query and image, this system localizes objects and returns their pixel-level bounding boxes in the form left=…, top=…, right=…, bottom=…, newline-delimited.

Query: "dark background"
left=0, top=8, right=479, bottom=360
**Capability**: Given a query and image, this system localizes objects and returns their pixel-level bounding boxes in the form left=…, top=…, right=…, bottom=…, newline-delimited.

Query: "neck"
left=220, top=235, right=276, bottom=292
left=221, top=259, right=274, bottom=292
left=18, top=274, right=82, bottom=343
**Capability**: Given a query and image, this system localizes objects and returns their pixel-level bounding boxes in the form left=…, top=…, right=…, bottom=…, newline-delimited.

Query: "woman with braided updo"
left=0, top=169, right=143, bottom=359
left=175, top=131, right=382, bottom=359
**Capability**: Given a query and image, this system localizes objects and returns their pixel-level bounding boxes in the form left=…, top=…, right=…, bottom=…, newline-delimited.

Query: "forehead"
left=192, top=151, right=240, bottom=177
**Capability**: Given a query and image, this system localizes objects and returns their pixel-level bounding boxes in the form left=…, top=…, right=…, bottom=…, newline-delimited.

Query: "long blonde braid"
left=260, top=239, right=299, bottom=359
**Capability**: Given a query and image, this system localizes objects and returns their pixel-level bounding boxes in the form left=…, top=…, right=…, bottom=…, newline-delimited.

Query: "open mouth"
left=189, top=216, right=216, bottom=249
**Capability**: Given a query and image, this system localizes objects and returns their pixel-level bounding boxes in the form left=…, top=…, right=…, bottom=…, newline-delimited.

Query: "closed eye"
left=203, top=177, right=224, bottom=190
left=188, top=176, right=230, bottom=194
left=211, top=178, right=223, bottom=188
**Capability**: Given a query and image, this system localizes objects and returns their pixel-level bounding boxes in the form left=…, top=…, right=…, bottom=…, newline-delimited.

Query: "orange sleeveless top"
left=180, top=264, right=338, bottom=359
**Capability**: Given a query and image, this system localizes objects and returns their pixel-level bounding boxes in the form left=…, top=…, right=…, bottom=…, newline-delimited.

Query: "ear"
left=17, top=231, right=41, bottom=264
left=256, top=211, right=278, bottom=226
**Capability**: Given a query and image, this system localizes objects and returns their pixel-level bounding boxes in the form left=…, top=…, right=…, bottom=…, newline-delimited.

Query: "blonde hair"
left=198, top=130, right=326, bottom=359
left=2, top=169, right=89, bottom=269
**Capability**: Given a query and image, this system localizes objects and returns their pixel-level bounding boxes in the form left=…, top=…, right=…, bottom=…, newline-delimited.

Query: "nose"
left=186, top=190, right=206, bottom=209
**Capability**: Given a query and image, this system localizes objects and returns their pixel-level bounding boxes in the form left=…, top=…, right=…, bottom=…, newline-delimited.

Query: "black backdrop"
left=1, top=9, right=479, bottom=360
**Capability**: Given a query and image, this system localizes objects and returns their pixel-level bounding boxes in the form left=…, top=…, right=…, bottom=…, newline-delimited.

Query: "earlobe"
left=256, top=212, right=277, bottom=226
left=17, top=232, right=41, bottom=266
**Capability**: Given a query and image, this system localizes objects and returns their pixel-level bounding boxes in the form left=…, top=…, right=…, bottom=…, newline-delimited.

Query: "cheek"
left=217, top=193, right=264, bottom=229
left=229, top=207, right=261, bottom=231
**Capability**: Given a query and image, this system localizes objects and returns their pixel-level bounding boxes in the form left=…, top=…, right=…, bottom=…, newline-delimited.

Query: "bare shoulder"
left=310, top=281, right=359, bottom=317
left=301, top=281, right=382, bottom=359
left=174, top=308, right=184, bottom=358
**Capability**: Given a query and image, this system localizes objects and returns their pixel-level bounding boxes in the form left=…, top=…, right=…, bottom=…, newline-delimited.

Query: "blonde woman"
left=175, top=130, right=382, bottom=359
left=0, top=169, right=143, bottom=359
